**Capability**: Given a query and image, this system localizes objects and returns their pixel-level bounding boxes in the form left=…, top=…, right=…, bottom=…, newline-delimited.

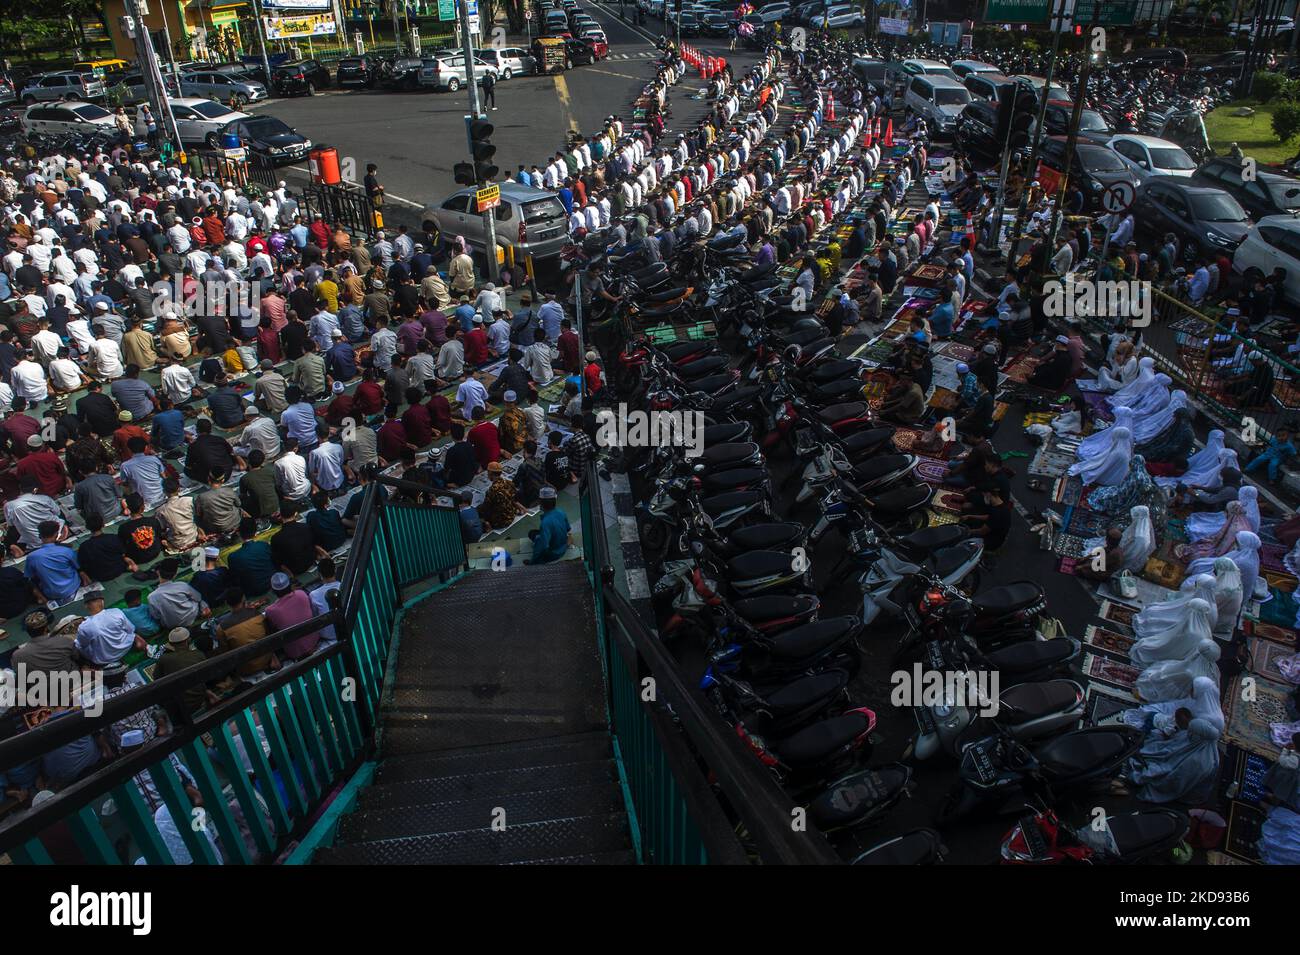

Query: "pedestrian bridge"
left=0, top=468, right=835, bottom=865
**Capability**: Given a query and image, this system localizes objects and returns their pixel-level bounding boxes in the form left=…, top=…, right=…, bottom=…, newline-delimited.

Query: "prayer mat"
left=992, top=401, right=1011, bottom=422
left=926, top=508, right=958, bottom=526
left=1165, top=517, right=1189, bottom=544
left=1222, top=800, right=1265, bottom=863
left=890, top=428, right=923, bottom=452
left=1142, top=556, right=1186, bottom=590
left=910, top=263, right=947, bottom=284
left=1084, top=685, right=1137, bottom=726
left=1058, top=556, right=1081, bottom=575
left=1002, top=357, right=1037, bottom=383
left=1084, top=625, right=1136, bottom=662
left=927, top=386, right=960, bottom=412
left=1168, top=315, right=1209, bottom=335
left=1249, top=636, right=1298, bottom=685
left=1222, top=674, right=1292, bottom=759
left=1099, top=600, right=1140, bottom=631
left=1243, top=619, right=1297, bottom=648
left=1023, top=410, right=1055, bottom=427
left=938, top=342, right=974, bottom=363
left=1082, top=653, right=1141, bottom=695
left=1265, top=572, right=1298, bottom=594
left=854, top=340, right=896, bottom=365
left=1235, top=748, right=1274, bottom=805
left=860, top=377, right=890, bottom=401
left=932, top=489, right=964, bottom=513
left=1053, top=532, right=1091, bottom=559
left=1052, top=476, right=1083, bottom=507
left=1261, top=543, right=1291, bottom=575
left=914, top=456, right=950, bottom=485
left=1081, top=390, right=1115, bottom=422
left=1066, top=507, right=1109, bottom=538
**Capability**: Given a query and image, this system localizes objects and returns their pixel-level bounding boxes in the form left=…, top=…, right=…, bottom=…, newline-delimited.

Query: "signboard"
left=1035, top=161, right=1063, bottom=197
left=438, top=0, right=456, bottom=19
left=260, top=0, right=332, bottom=8
left=476, top=184, right=500, bottom=213
left=263, top=12, right=338, bottom=38
left=210, top=8, right=241, bottom=26
left=960, top=32, right=973, bottom=51
left=525, top=7, right=532, bottom=17
left=1053, top=0, right=1137, bottom=27
left=1101, top=180, right=1136, bottom=214
left=878, top=16, right=910, bottom=35
left=983, top=0, right=1051, bottom=24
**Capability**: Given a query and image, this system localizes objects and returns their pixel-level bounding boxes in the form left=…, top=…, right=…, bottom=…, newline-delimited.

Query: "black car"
left=1131, top=180, right=1252, bottom=259
left=221, top=115, right=311, bottom=164
left=272, top=59, right=330, bottom=96
left=1191, top=157, right=1300, bottom=220
left=701, top=12, right=730, bottom=35
left=1040, top=100, right=1112, bottom=144
left=678, top=12, right=702, bottom=36
left=1123, top=47, right=1188, bottom=70
left=380, top=57, right=425, bottom=91
left=336, top=54, right=381, bottom=89
left=1038, top=136, right=1137, bottom=213
left=564, top=39, right=597, bottom=66
left=954, top=101, right=1001, bottom=158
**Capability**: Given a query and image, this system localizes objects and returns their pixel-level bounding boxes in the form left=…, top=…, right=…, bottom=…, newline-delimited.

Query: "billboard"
left=263, top=11, right=339, bottom=38
left=878, top=16, right=911, bottom=34
left=260, top=0, right=333, bottom=8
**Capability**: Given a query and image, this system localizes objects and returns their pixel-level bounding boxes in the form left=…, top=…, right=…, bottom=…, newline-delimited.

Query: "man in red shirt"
left=113, top=411, right=152, bottom=461
left=309, top=213, right=332, bottom=250
left=467, top=406, right=501, bottom=466
left=377, top=405, right=409, bottom=463
left=324, top=381, right=355, bottom=426
left=464, top=315, right=491, bottom=366
left=353, top=368, right=386, bottom=417
left=201, top=209, right=225, bottom=246
left=557, top=319, right=581, bottom=373
left=402, top=387, right=434, bottom=447
left=16, top=435, right=70, bottom=497
left=425, top=383, right=453, bottom=434
left=2, top=397, right=42, bottom=458
left=584, top=351, right=604, bottom=396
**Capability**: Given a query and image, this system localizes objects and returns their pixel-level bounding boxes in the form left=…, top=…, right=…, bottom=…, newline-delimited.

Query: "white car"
left=759, top=3, right=791, bottom=22
left=474, top=47, right=536, bottom=80
left=143, top=98, right=249, bottom=144
left=819, top=4, right=865, bottom=27
left=21, top=101, right=118, bottom=137
left=950, top=59, right=1001, bottom=79
left=1233, top=216, right=1300, bottom=304
left=1229, top=16, right=1293, bottom=35
left=1106, top=134, right=1197, bottom=187
left=418, top=55, right=500, bottom=92
left=899, top=58, right=961, bottom=83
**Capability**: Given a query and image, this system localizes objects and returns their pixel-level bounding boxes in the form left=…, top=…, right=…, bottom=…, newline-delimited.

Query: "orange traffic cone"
left=884, top=118, right=894, bottom=146
left=825, top=92, right=835, bottom=121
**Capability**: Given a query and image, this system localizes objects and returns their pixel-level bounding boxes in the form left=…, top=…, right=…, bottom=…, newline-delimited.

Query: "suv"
left=180, top=70, right=268, bottom=104
left=418, top=55, right=500, bottom=92
left=272, top=59, right=331, bottom=96
left=903, top=74, right=970, bottom=137
left=475, top=47, right=536, bottom=80
left=21, top=101, right=119, bottom=137
left=426, top=183, right=570, bottom=259
left=1192, top=157, right=1300, bottom=221
left=381, top=57, right=426, bottom=91
left=20, top=71, right=106, bottom=104
left=337, top=54, right=382, bottom=88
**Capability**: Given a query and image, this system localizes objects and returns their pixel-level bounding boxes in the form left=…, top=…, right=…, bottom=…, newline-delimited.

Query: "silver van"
left=474, top=47, right=536, bottom=80
left=427, top=183, right=570, bottom=259
left=903, top=74, right=971, bottom=137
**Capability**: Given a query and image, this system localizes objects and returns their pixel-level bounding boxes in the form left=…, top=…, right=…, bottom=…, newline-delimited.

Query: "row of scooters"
left=616, top=272, right=1190, bottom=864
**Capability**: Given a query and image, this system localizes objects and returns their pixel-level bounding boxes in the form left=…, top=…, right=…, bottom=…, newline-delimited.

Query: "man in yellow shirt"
left=315, top=269, right=340, bottom=312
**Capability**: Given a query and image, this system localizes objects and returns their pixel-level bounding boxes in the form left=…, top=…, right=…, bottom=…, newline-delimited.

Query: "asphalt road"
left=246, top=1, right=739, bottom=222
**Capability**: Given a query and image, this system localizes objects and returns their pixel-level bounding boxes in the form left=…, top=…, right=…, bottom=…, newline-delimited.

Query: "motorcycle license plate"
left=915, top=706, right=936, bottom=735
left=971, top=741, right=997, bottom=785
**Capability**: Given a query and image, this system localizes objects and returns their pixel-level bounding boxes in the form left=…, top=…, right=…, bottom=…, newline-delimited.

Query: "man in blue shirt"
left=26, top=521, right=87, bottom=603
left=280, top=386, right=320, bottom=450
left=227, top=518, right=276, bottom=597
left=325, top=330, right=358, bottom=381
left=150, top=397, right=187, bottom=451
left=527, top=486, right=570, bottom=564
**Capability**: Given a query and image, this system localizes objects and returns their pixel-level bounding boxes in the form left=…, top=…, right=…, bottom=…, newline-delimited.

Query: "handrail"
left=583, top=463, right=839, bottom=865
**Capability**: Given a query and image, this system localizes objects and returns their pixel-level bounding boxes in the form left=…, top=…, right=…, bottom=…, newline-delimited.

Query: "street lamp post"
left=458, top=0, right=500, bottom=282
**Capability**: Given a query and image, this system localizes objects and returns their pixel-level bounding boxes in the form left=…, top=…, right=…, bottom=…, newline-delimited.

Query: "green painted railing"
left=0, top=477, right=466, bottom=865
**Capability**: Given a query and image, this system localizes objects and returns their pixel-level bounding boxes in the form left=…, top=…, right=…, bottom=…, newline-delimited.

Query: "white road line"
left=281, top=164, right=425, bottom=209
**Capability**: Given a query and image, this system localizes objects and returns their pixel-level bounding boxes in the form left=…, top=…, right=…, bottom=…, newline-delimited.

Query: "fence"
left=579, top=465, right=840, bottom=865
left=0, top=476, right=466, bottom=865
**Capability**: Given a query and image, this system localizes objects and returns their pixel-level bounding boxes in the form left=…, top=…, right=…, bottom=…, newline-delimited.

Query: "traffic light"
left=465, top=115, right=498, bottom=184
left=996, top=84, right=1038, bottom=153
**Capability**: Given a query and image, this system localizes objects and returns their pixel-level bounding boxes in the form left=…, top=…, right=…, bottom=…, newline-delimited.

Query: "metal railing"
left=579, top=465, right=840, bottom=865
left=0, top=475, right=466, bottom=864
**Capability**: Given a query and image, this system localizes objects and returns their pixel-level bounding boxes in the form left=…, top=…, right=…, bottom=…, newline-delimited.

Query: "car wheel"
left=306, top=82, right=316, bottom=95
left=235, top=93, right=249, bottom=106
left=64, top=93, right=81, bottom=101
left=206, top=132, right=220, bottom=149
left=501, top=67, right=512, bottom=80
left=22, top=95, right=35, bottom=105
left=447, top=77, right=461, bottom=92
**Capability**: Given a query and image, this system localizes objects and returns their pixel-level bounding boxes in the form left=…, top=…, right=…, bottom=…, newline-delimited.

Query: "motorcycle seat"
left=662, top=339, right=714, bottom=361
left=677, top=354, right=731, bottom=379
left=763, top=615, right=855, bottom=659
left=764, top=669, right=851, bottom=713
left=871, top=483, right=932, bottom=513
left=812, top=377, right=865, bottom=401
left=842, top=427, right=896, bottom=457
left=851, top=453, right=914, bottom=485
left=703, top=466, right=768, bottom=490
left=708, top=231, right=747, bottom=250
left=1034, top=728, right=1139, bottom=777
left=639, top=300, right=687, bottom=320
left=701, top=442, right=758, bottom=467
left=708, top=385, right=764, bottom=413
left=630, top=262, right=669, bottom=282
left=780, top=325, right=831, bottom=347
left=739, top=261, right=778, bottom=283
left=808, top=359, right=862, bottom=383
left=725, top=522, right=803, bottom=552
left=972, top=582, right=1043, bottom=616
left=1105, top=810, right=1188, bottom=856
left=983, top=638, right=1078, bottom=674
left=772, top=710, right=875, bottom=766
left=997, top=680, right=1082, bottom=725
left=734, top=593, right=820, bottom=625
left=686, top=373, right=736, bottom=395
left=702, top=422, right=752, bottom=445
left=809, top=764, right=910, bottom=829
left=851, top=829, right=944, bottom=866
left=928, top=543, right=977, bottom=580
left=644, top=285, right=690, bottom=304
left=899, top=525, right=967, bottom=553
left=817, top=401, right=870, bottom=424
left=700, top=489, right=766, bottom=517
left=727, top=550, right=798, bottom=581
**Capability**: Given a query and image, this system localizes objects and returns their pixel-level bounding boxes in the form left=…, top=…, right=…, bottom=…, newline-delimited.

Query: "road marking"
left=282, top=164, right=425, bottom=209
left=586, top=67, right=643, bottom=81
left=553, top=72, right=578, bottom=132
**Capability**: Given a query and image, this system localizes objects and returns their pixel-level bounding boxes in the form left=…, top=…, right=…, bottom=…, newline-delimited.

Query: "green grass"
left=1205, top=100, right=1294, bottom=165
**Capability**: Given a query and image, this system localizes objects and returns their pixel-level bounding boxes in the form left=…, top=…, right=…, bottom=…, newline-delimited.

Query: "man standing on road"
left=482, top=69, right=497, bottom=111
left=364, top=163, right=385, bottom=213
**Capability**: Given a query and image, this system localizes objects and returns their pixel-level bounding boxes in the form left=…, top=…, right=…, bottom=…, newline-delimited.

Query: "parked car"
left=20, top=71, right=106, bottom=104
left=963, top=72, right=1008, bottom=103
left=1037, top=100, right=1112, bottom=144
left=954, top=100, right=1001, bottom=158
left=701, top=12, right=731, bottom=35
left=898, top=58, right=961, bottom=83
left=758, top=2, right=790, bottom=21
left=72, top=58, right=130, bottom=79
left=1234, top=216, right=1300, bottom=303
left=427, top=183, right=570, bottom=259
left=1133, top=180, right=1251, bottom=260
left=0, top=72, right=15, bottom=105
left=902, top=74, right=970, bottom=137
left=21, top=101, right=118, bottom=136
left=475, top=47, right=536, bottom=80
left=1195, top=50, right=1273, bottom=80
left=1191, top=157, right=1300, bottom=221
left=219, top=114, right=311, bottom=162
left=820, top=4, right=865, bottom=27
left=1039, top=136, right=1137, bottom=212
left=1106, top=133, right=1197, bottom=187
left=418, top=54, right=500, bottom=92
left=381, top=57, right=427, bottom=91
left=950, top=59, right=1001, bottom=79
left=678, top=12, right=702, bottom=35
left=1008, top=73, right=1070, bottom=104
left=336, top=55, right=383, bottom=88
left=1122, top=47, right=1188, bottom=70
left=272, top=59, right=331, bottom=96
left=180, top=69, right=268, bottom=104
left=151, top=98, right=249, bottom=144
left=1229, top=16, right=1294, bottom=37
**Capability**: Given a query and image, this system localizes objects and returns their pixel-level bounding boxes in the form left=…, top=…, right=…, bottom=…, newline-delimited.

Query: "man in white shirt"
left=10, top=354, right=49, bottom=403
left=309, top=432, right=346, bottom=493
left=88, top=326, right=125, bottom=381
left=456, top=372, right=489, bottom=420
left=275, top=441, right=312, bottom=502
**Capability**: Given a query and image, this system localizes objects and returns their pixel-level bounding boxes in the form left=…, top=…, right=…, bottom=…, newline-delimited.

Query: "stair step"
left=341, top=783, right=625, bottom=842
left=375, top=732, right=613, bottom=782
left=315, top=812, right=631, bottom=865
left=509, top=850, right=638, bottom=865
left=379, top=718, right=606, bottom=757
left=361, top=759, right=618, bottom=809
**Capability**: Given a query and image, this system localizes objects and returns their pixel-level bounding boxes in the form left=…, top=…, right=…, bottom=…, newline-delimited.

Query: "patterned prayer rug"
left=1029, top=446, right=1076, bottom=479
left=1058, top=556, right=1081, bottom=575
left=1084, top=685, right=1137, bottom=725
left=1223, top=800, right=1265, bottom=863
left=926, top=508, right=958, bottom=526
left=1099, top=600, right=1140, bottom=632
left=1255, top=587, right=1298, bottom=628
left=1223, top=675, right=1292, bottom=759
left=1249, top=637, right=1298, bottom=685
left=1261, top=543, right=1291, bottom=576
left=938, top=342, right=975, bottom=363
left=1243, top=619, right=1297, bottom=648
left=1082, top=653, right=1141, bottom=696
left=1053, top=532, right=1091, bottom=559
left=1084, top=625, right=1136, bottom=662
left=914, top=456, right=950, bottom=485
left=1066, top=507, right=1110, bottom=538
left=1142, top=556, right=1186, bottom=590
left=931, top=489, right=964, bottom=513
left=1052, top=476, right=1083, bottom=506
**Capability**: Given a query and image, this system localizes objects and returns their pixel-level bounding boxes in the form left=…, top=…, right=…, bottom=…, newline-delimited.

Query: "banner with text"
left=263, top=11, right=339, bottom=38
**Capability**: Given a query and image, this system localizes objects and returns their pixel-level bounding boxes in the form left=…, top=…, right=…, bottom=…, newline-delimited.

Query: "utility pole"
left=391, top=0, right=404, bottom=52
left=251, top=0, right=274, bottom=88
left=459, top=0, right=500, bottom=282
left=127, top=0, right=182, bottom=157
left=1046, top=1, right=1102, bottom=256
left=1003, top=0, right=1070, bottom=271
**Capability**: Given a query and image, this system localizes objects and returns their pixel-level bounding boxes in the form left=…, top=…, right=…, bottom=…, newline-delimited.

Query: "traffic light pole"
left=127, top=0, right=182, bottom=158
left=1003, top=0, right=1069, bottom=272
left=459, top=0, right=500, bottom=282
left=1045, top=3, right=1102, bottom=259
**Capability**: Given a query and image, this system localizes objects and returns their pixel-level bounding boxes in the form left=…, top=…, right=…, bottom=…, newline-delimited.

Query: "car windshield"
left=522, top=197, right=565, bottom=222
left=1078, top=144, right=1125, bottom=172
left=934, top=88, right=971, bottom=106
left=1150, top=146, right=1196, bottom=170
left=71, top=103, right=110, bottom=120
left=1190, top=192, right=1248, bottom=222
left=190, top=100, right=237, bottom=119
left=244, top=116, right=291, bottom=135
left=1079, top=109, right=1109, bottom=131
left=1266, top=180, right=1300, bottom=210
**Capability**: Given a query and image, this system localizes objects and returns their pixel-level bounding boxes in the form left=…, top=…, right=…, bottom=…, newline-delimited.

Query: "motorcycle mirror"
left=783, top=343, right=803, bottom=364
left=691, top=540, right=705, bottom=556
